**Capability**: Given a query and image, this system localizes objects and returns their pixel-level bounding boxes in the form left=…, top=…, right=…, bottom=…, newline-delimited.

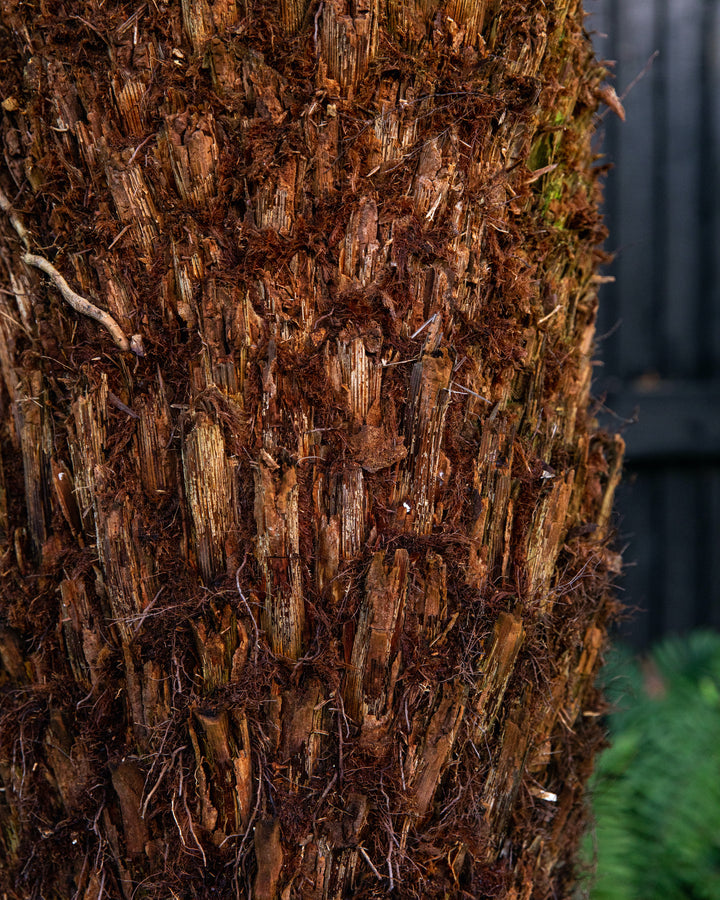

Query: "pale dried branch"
left=21, top=252, right=144, bottom=355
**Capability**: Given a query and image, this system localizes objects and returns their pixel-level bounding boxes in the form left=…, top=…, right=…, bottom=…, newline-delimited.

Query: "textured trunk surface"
left=0, top=1, right=622, bottom=897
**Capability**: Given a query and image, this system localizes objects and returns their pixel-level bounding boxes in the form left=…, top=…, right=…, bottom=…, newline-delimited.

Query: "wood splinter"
left=22, top=252, right=145, bottom=356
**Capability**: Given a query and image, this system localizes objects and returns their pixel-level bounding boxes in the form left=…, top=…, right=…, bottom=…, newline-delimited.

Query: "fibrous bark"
left=0, top=1, right=622, bottom=897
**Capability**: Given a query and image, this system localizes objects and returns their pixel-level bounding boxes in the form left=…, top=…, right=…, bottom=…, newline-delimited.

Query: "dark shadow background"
left=589, top=0, right=720, bottom=649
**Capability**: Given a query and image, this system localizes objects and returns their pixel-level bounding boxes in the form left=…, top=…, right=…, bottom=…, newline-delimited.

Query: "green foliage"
left=582, top=631, right=720, bottom=900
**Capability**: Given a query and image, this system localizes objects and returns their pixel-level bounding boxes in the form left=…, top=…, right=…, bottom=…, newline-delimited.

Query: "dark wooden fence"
left=589, top=0, right=720, bottom=648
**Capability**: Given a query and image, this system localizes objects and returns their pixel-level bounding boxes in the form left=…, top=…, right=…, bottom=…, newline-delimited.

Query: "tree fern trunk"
left=0, top=1, right=622, bottom=897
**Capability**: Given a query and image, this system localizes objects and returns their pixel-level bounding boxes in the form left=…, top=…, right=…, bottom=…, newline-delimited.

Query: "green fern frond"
left=581, top=631, right=720, bottom=900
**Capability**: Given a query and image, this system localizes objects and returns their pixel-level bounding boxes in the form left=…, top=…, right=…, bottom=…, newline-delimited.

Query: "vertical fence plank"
left=660, top=469, right=700, bottom=635
left=699, top=1, right=720, bottom=375
left=699, top=468, right=720, bottom=631
left=663, top=0, right=703, bottom=377
left=613, top=471, right=660, bottom=648
left=611, top=0, right=659, bottom=380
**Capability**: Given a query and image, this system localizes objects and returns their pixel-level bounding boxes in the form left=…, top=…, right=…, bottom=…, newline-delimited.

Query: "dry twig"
left=22, top=252, right=144, bottom=355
